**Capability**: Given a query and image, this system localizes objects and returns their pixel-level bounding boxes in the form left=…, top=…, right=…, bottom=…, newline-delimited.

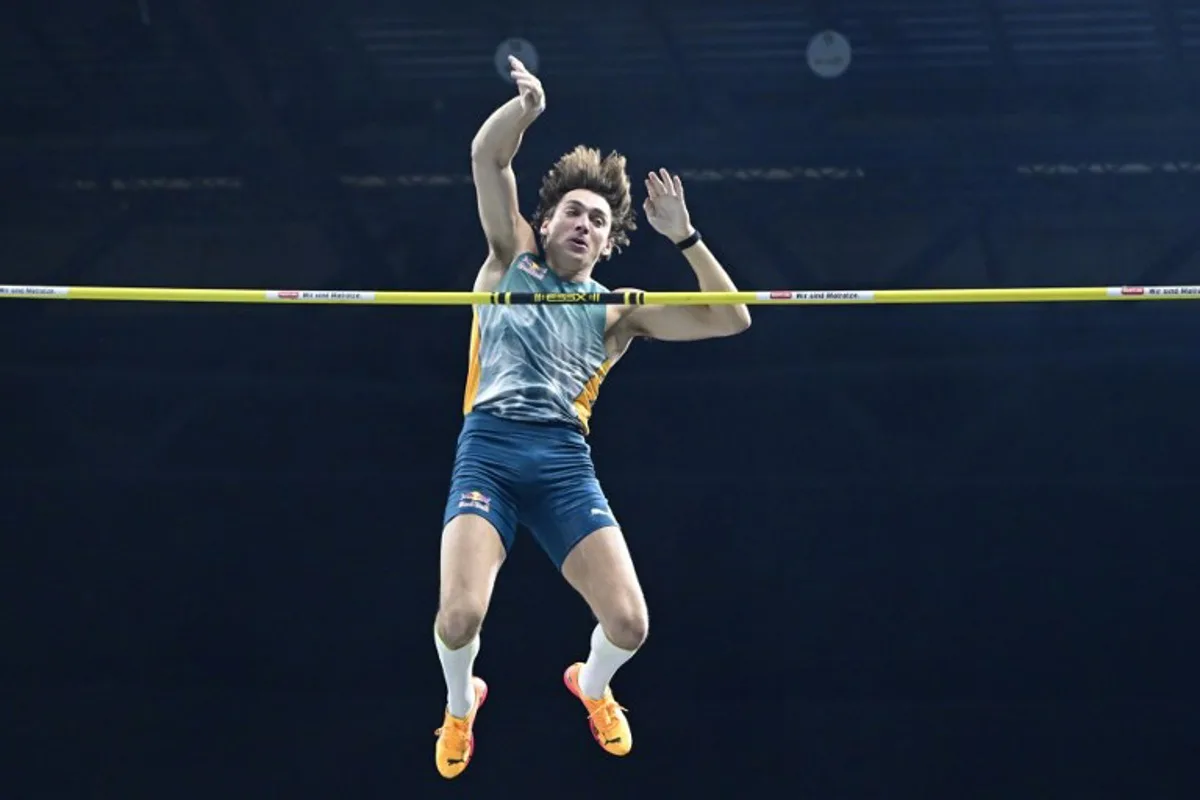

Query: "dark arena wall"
left=2, top=1, right=1197, bottom=797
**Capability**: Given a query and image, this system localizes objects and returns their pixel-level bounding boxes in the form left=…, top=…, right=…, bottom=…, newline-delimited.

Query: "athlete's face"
left=541, top=189, right=613, bottom=266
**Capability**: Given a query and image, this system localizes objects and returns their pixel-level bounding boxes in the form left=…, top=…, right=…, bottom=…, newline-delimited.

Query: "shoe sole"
left=465, top=679, right=490, bottom=763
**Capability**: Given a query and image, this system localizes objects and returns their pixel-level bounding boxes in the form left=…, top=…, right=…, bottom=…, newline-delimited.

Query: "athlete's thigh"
left=559, top=525, right=647, bottom=630
left=523, top=444, right=647, bottom=630
left=440, top=424, right=522, bottom=619
left=439, top=513, right=507, bottom=611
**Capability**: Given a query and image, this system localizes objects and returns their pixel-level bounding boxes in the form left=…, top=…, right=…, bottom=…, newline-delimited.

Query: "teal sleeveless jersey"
left=462, top=252, right=613, bottom=434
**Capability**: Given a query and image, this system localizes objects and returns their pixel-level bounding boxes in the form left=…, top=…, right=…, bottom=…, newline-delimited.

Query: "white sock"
left=578, top=624, right=637, bottom=700
left=434, top=628, right=479, bottom=718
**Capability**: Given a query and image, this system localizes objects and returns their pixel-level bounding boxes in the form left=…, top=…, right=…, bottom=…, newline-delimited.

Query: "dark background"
left=2, top=0, right=1198, bottom=797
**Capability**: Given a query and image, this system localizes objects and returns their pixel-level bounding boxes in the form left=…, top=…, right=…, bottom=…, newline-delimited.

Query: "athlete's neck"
left=544, top=253, right=594, bottom=284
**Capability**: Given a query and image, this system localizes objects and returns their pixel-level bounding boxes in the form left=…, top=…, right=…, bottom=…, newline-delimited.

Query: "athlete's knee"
left=436, top=513, right=506, bottom=649
left=602, top=602, right=649, bottom=651
left=436, top=598, right=486, bottom=650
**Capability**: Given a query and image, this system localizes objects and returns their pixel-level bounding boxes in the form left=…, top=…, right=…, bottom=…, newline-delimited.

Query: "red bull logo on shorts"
left=458, top=490, right=491, bottom=513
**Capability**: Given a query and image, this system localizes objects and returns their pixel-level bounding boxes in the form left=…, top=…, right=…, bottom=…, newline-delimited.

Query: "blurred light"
left=494, top=37, right=539, bottom=83
left=807, top=30, right=851, bottom=79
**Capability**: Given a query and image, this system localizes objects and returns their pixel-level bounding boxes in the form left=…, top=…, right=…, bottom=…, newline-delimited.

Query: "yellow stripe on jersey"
left=462, top=308, right=483, bottom=415
left=571, top=357, right=613, bottom=435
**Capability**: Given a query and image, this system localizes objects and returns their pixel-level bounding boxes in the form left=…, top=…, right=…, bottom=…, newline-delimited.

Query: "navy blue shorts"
left=442, top=411, right=619, bottom=569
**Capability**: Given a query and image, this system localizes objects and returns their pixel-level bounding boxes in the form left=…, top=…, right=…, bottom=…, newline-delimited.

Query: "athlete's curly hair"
left=532, top=145, right=636, bottom=255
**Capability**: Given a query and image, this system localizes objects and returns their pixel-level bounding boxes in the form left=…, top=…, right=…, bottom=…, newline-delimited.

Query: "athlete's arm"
left=470, top=56, right=543, bottom=283
left=611, top=169, right=751, bottom=342
left=612, top=240, right=751, bottom=341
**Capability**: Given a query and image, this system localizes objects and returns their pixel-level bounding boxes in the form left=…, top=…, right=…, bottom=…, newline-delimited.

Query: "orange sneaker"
left=433, top=677, right=488, bottom=779
left=563, top=662, right=632, bottom=756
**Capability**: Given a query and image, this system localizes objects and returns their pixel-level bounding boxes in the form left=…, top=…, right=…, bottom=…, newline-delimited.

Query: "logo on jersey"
left=516, top=256, right=548, bottom=279
left=458, top=491, right=491, bottom=513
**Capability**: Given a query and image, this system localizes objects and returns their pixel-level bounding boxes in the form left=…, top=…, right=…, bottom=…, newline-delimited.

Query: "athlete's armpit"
left=472, top=253, right=510, bottom=293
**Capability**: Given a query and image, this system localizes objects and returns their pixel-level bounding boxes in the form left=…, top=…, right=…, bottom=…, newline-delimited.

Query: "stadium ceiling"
left=2, top=0, right=1199, bottom=185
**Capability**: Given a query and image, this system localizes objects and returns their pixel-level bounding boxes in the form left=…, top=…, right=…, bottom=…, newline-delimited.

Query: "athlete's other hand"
left=643, top=168, right=694, bottom=244
left=508, top=56, right=546, bottom=116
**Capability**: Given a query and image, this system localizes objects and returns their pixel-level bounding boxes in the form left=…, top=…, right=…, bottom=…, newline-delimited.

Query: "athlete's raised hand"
left=508, top=55, right=545, bottom=116
left=643, top=168, right=694, bottom=244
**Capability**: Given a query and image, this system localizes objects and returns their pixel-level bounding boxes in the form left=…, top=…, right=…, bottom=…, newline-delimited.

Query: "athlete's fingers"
left=515, top=75, right=541, bottom=97
left=660, top=171, right=679, bottom=195
left=656, top=169, right=675, bottom=196
left=658, top=169, right=675, bottom=195
left=646, top=171, right=668, bottom=196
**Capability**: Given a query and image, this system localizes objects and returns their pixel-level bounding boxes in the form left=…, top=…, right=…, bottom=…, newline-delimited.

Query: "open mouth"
left=567, top=236, right=588, bottom=252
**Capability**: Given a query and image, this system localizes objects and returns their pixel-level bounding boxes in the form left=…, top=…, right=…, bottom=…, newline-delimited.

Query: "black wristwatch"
left=675, top=229, right=702, bottom=251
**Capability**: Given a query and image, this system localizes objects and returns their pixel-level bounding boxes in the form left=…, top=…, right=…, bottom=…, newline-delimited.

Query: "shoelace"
left=434, top=716, right=470, bottom=755
left=585, top=697, right=628, bottom=737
